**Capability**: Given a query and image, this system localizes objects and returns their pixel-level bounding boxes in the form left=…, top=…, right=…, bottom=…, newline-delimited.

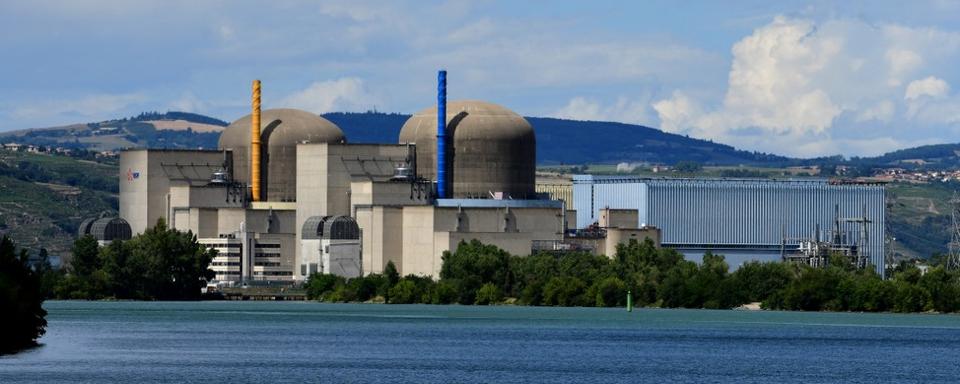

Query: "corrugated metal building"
left=572, top=175, right=886, bottom=275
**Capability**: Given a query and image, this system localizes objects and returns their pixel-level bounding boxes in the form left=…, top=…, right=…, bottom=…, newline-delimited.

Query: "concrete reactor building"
left=115, top=72, right=567, bottom=283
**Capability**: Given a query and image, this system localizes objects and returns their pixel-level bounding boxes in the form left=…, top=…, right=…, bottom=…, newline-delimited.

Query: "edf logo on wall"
left=126, top=168, right=140, bottom=181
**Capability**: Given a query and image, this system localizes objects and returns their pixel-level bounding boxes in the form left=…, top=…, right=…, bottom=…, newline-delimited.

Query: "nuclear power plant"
left=113, top=71, right=581, bottom=283
left=98, top=70, right=885, bottom=284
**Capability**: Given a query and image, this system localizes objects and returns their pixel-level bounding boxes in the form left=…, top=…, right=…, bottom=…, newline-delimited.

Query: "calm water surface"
left=2, top=301, right=960, bottom=383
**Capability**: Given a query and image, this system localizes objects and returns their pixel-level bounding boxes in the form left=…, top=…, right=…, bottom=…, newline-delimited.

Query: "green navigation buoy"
left=627, top=290, right=633, bottom=312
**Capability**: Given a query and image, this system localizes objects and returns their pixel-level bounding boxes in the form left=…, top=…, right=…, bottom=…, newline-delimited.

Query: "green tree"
left=432, top=280, right=459, bottom=304
left=440, top=240, right=512, bottom=294
left=34, top=248, right=63, bottom=299
left=384, top=261, right=400, bottom=287
left=70, top=235, right=100, bottom=278
left=593, top=276, right=627, bottom=307
left=918, top=267, right=960, bottom=312
left=123, top=219, right=215, bottom=300
left=727, top=261, right=793, bottom=305
left=659, top=261, right=698, bottom=308
left=349, top=274, right=385, bottom=302
left=475, top=283, right=504, bottom=305
left=542, top=276, right=587, bottom=306
left=389, top=279, right=420, bottom=304
left=305, top=274, right=344, bottom=300
left=0, top=236, right=47, bottom=354
left=381, top=261, right=400, bottom=301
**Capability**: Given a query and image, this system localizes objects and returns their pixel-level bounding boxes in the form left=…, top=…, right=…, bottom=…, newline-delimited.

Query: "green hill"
left=0, top=150, right=118, bottom=259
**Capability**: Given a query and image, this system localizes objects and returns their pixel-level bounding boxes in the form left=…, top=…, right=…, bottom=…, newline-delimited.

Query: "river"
left=2, top=301, right=960, bottom=383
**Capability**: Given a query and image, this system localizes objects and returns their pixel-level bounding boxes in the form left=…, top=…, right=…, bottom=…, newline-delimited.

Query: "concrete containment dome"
left=399, top=100, right=536, bottom=199
left=219, top=108, right=345, bottom=202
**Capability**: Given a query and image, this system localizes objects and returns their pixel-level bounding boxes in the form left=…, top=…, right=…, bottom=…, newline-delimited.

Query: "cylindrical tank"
left=399, top=100, right=536, bottom=199
left=219, top=108, right=345, bottom=202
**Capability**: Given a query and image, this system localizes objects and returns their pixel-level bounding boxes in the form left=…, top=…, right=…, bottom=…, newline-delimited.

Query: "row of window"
left=253, top=271, right=293, bottom=276
left=254, top=262, right=282, bottom=267
left=211, top=262, right=241, bottom=267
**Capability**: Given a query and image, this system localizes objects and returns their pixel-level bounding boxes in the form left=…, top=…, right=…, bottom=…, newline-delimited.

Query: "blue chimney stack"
left=437, top=70, right=447, bottom=199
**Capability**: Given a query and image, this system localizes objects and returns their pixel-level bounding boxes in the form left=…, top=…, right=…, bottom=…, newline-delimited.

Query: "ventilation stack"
left=436, top=70, right=447, bottom=199
left=251, top=79, right=262, bottom=202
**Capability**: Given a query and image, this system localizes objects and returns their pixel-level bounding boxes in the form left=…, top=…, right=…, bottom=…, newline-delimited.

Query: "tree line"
left=54, top=220, right=215, bottom=300
left=306, top=239, right=960, bottom=312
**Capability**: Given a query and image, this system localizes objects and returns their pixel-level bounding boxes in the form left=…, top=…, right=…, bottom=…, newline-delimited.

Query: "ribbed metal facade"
left=573, top=175, right=886, bottom=275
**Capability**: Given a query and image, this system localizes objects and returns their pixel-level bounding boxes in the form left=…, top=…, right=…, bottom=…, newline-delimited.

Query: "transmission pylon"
left=948, top=191, right=960, bottom=270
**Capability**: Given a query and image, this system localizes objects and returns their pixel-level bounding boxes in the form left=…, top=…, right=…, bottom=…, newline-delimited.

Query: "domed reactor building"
left=117, top=72, right=569, bottom=284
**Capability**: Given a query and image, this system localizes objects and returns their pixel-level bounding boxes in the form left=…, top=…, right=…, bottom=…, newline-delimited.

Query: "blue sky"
left=2, top=0, right=959, bottom=158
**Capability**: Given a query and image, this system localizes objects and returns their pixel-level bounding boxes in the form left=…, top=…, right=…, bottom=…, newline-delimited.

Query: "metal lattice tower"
left=949, top=191, right=960, bottom=270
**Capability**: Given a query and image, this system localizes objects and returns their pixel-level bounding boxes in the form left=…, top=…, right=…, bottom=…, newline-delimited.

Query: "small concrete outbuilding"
left=78, top=217, right=132, bottom=246
left=300, top=216, right=362, bottom=278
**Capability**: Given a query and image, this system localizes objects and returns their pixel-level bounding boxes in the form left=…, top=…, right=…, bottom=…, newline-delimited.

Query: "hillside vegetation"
left=0, top=111, right=225, bottom=151
left=0, top=150, right=117, bottom=258
left=886, top=182, right=956, bottom=260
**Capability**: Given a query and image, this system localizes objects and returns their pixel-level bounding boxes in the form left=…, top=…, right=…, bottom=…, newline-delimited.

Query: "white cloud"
left=553, top=96, right=655, bottom=126
left=12, top=93, right=146, bottom=120
left=168, top=92, right=206, bottom=113
left=651, top=91, right=702, bottom=134
left=277, top=77, right=377, bottom=114
left=653, top=15, right=960, bottom=157
left=885, top=49, right=922, bottom=86
left=856, top=100, right=895, bottom=122
left=905, top=76, right=950, bottom=100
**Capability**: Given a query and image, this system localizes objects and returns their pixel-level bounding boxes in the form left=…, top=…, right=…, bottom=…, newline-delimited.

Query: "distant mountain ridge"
left=4, top=110, right=960, bottom=168
left=322, top=112, right=791, bottom=166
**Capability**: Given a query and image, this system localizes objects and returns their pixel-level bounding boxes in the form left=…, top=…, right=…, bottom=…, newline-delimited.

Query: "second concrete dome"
left=399, top=100, right=535, bottom=199
left=220, top=108, right=345, bottom=202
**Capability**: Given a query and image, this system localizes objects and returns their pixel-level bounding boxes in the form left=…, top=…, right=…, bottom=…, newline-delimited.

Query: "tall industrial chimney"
left=251, top=79, right=262, bottom=202
left=436, top=70, right=447, bottom=199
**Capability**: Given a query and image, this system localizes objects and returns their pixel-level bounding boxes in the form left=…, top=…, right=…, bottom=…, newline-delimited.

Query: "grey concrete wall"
left=400, top=205, right=564, bottom=278
left=356, top=205, right=404, bottom=276
left=119, top=149, right=226, bottom=234
left=603, top=227, right=661, bottom=256
left=599, top=208, right=639, bottom=229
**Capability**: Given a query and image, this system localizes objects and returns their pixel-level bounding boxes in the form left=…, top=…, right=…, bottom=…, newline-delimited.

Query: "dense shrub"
left=0, top=237, right=47, bottom=354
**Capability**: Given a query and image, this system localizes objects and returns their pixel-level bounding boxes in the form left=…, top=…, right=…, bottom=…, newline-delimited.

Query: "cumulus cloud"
left=651, top=92, right=702, bottom=134
left=12, top=93, right=146, bottom=120
left=553, top=96, right=655, bottom=126
left=885, top=49, right=922, bottom=86
left=905, top=76, right=950, bottom=100
left=277, top=77, right=377, bottom=114
left=855, top=100, right=895, bottom=122
left=168, top=92, right=206, bottom=113
left=653, top=15, right=960, bottom=157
